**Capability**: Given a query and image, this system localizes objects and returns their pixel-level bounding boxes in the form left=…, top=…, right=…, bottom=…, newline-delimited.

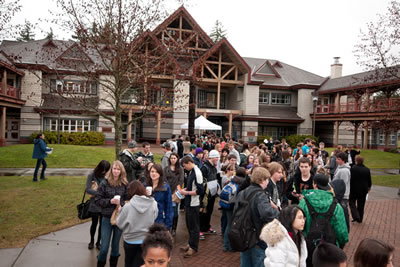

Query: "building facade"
left=0, top=7, right=398, bottom=148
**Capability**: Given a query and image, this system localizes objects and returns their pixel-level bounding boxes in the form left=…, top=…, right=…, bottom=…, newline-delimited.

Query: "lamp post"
left=312, top=95, right=318, bottom=137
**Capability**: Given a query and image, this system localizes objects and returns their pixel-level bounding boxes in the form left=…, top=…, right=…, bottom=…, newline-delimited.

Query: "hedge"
left=30, top=131, right=105, bottom=146
left=257, top=134, right=319, bottom=148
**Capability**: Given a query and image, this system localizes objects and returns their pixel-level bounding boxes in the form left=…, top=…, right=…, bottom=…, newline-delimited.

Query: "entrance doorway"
left=5, top=119, right=19, bottom=142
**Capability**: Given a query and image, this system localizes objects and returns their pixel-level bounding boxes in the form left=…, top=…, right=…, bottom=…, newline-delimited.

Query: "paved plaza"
left=0, top=184, right=398, bottom=267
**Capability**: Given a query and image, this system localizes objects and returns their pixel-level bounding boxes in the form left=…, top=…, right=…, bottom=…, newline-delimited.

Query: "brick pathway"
left=169, top=198, right=399, bottom=267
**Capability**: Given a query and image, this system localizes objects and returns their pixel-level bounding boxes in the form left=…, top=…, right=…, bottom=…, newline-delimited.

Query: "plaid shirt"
left=95, top=179, right=128, bottom=218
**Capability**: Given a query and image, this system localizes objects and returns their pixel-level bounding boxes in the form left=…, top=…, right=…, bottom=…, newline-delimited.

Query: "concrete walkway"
left=1, top=185, right=399, bottom=267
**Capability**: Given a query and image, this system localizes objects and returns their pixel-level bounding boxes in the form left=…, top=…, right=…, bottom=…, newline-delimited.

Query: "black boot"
left=171, top=216, right=178, bottom=236
left=109, top=255, right=119, bottom=267
left=97, top=260, right=106, bottom=267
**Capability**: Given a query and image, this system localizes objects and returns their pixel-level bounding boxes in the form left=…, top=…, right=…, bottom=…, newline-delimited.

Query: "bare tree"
left=354, top=0, right=400, bottom=149
left=0, top=0, right=21, bottom=38
left=39, top=0, right=186, bottom=158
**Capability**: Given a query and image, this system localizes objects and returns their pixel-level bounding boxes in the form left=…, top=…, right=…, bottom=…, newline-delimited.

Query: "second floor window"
left=198, top=90, right=225, bottom=109
left=50, top=79, right=97, bottom=95
left=259, top=92, right=269, bottom=104
left=271, top=93, right=291, bottom=105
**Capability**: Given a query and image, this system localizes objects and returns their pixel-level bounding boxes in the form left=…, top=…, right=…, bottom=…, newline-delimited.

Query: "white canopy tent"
left=180, top=115, right=222, bottom=135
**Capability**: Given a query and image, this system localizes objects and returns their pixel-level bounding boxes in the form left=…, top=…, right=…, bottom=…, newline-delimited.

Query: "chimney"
left=330, top=57, right=342, bottom=78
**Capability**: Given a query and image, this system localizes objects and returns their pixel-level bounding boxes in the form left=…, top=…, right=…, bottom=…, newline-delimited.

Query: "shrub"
left=30, top=131, right=105, bottom=146
left=283, top=134, right=319, bottom=148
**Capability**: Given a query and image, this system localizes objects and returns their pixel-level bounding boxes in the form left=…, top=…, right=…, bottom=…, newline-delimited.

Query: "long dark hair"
left=279, top=205, right=305, bottom=256
left=93, top=160, right=111, bottom=178
left=168, top=152, right=181, bottom=174
left=127, top=180, right=147, bottom=199
left=146, top=164, right=166, bottom=191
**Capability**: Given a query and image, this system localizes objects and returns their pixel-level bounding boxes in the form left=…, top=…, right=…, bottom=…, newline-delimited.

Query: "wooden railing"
left=315, top=98, right=400, bottom=114
left=0, top=85, right=21, bottom=99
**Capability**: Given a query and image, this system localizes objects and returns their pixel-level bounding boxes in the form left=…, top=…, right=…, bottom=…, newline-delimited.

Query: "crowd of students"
left=83, top=133, right=394, bottom=267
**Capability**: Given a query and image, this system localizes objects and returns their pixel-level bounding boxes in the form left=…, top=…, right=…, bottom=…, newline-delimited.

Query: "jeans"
left=33, top=158, right=47, bottom=180
left=123, top=242, right=144, bottom=267
left=97, top=217, right=122, bottom=262
left=185, top=206, right=200, bottom=251
left=223, top=209, right=233, bottom=251
left=240, top=245, right=265, bottom=267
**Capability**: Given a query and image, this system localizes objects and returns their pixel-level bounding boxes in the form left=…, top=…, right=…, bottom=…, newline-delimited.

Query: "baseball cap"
left=161, top=142, right=171, bottom=148
left=128, top=140, right=137, bottom=148
left=190, top=144, right=197, bottom=150
left=209, top=150, right=220, bottom=159
left=313, top=174, right=331, bottom=191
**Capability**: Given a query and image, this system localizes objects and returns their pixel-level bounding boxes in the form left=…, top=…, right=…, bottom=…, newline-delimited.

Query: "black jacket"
left=201, top=160, right=218, bottom=182
left=119, top=150, right=141, bottom=182
left=176, top=139, right=184, bottom=159
left=350, top=164, right=371, bottom=196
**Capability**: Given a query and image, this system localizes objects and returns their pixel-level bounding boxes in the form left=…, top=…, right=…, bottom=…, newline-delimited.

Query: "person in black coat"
left=349, top=155, right=371, bottom=223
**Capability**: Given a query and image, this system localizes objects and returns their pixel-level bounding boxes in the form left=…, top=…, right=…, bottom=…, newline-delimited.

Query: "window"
left=259, top=92, right=269, bottom=104
left=271, top=93, right=291, bottom=105
left=198, top=90, right=225, bottom=109
left=44, top=118, right=97, bottom=132
left=50, top=79, right=97, bottom=95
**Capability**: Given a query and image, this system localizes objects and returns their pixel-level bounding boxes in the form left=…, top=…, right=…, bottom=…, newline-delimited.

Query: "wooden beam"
left=1, top=69, right=7, bottom=95
left=179, top=16, right=182, bottom=42
left=334, top=121, right=339, bottom=146
left=228, top=112, right=233, bottom=137
left=217, top=49, right=222, bottom=110
left=235, top=67, right=238, bottom=81
left=354, top=123, right=358, bottom=146
left=164, top=30, right=179, bottom=45
left=167, top=27, right=193, bottom=33
left=204, top=64, right=218, bottom=79
left=197, top=78, right=244, bottom=85
left=205, top=60, right=235, bottom=66
left=221, top=65, right=236, bottom=80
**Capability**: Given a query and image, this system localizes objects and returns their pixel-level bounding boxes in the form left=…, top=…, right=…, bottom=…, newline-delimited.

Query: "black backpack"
left=228, top=188, right=261, bottom=252
left=305, top=198, right=338, bottom=257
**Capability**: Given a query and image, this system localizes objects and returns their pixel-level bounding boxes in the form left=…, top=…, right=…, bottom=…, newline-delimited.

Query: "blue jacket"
left=153, top=182, right=174, bottom=229
left=32, top=139, right=51, bottom=159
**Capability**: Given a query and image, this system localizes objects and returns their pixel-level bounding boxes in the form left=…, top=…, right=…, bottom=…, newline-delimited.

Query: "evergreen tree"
left=17, top=20, right=35, bottom=41
left=45, top=27, right=54, bottom=40
left=209, top=20, right=227, bottom=43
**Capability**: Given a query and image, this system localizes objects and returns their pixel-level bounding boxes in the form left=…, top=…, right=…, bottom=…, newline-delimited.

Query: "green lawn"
left=326, top=148, right=400, bottom=169
left=372, top=175, right=400, bottom=188
left=0, top=176, right=87, bottom=248
left=0, top=144, right=162, bottom=168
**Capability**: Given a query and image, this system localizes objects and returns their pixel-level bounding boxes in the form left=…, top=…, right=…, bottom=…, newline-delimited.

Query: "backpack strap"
left=305, top=197, right=337, bottom=218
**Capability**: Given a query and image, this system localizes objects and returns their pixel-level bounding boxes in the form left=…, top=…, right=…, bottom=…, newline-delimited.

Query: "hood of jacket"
left=130, top=195, right=155, bottom=214
left=330, top=179, right=345, bottom=201
left=337, top=163, right=351, bottom=171
left=120, top=149, right=134, bottom=159
left=34, top=139, right=43, bottom=144
left=302, top=189, right=335, bottom=213
left=259, top=219, right=286, bottom=246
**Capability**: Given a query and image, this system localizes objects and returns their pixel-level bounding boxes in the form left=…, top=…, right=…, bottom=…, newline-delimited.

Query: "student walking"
left=32, top=132, right=52, bottom=182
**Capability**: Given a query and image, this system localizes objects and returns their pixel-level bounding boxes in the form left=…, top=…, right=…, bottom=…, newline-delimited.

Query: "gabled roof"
left=0, top=51, right=25, bottom=76
left=152, top=6, right=214, bottom=48
left=0, top=39, right=105, bottom=72
left=56, top=43, right=93, bottom=63
left=318, top=66, right=400, bottom=94
left=193, top=38, right=251, bottom=77
left=244, top=57, right=324, bottom=89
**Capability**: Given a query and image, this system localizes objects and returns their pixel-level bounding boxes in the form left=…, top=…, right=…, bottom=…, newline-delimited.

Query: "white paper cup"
left=146, top=186, right=153, bottom=196
left=113, top=195, right=121, bottom=200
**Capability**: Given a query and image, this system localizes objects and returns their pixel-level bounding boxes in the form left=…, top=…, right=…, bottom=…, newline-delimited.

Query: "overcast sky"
left=11, top=0, right=392, bottom=77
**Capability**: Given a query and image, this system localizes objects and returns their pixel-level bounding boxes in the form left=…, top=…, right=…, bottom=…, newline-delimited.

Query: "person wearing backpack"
left=229, top=167, right=279, bottom=267
left=220, top=167, right=246, bottom=252
left=299, top=173, right=349, bottom=267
